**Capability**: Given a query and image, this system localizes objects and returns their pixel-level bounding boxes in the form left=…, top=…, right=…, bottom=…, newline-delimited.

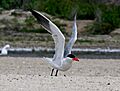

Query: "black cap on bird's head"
left=67, top=54, right=75, bottom=58
left=67, top=54, right=79, bottom=61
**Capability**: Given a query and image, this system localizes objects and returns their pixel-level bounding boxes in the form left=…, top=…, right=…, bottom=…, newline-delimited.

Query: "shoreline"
left=0, top=57, right=120, bottom=91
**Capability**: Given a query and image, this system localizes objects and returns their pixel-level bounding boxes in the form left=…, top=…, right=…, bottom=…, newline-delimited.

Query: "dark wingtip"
left=30, top=9, right=51, bottom=34
left=29, top=9, right=32, bottom=12
left=29, top=9, right=35, bottom=14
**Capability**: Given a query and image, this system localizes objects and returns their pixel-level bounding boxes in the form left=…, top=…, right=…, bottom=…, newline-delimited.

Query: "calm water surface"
left=4, top=51, right=120, bottom=59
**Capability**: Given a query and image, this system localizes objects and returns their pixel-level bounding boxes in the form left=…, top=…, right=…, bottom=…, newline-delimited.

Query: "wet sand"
left=0, top=57, right=120, bottom=91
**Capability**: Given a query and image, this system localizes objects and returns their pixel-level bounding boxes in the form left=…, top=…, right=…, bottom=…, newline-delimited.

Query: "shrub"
left=101, top=5, right=120, bottom=28
left=86, top=22, right=113, bottom=34
left=33, top=0, right=95, bottom=20
left=25, top=16, right=36, bottom=27
left=86, top=5, right=120, bottom=35
left=77, top=3, right=95, bottom=20
left=0, top=0, right=15, bottom=9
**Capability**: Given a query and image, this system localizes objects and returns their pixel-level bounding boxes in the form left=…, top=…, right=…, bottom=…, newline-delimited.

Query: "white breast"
left=59, top=58, right=73, bottom=71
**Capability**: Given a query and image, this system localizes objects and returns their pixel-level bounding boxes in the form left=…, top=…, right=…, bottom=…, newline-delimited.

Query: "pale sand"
left=0, top=57, right=120, bottom=91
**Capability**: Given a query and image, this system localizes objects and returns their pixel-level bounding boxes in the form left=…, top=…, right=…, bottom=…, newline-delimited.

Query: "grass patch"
left=25, top=16, right=36, bottom=27
left=78, top=39, right=105, bottom=44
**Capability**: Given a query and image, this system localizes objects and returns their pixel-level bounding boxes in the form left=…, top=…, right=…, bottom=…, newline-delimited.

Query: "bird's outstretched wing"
left=30, top=10, right=65, bottom=66
left=64, top=14, right=77, bottom=57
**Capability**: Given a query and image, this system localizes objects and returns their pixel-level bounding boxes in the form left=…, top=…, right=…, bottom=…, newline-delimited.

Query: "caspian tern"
left=0, top=44, right=10, bottom=55
left=30, top=10, right=79, bottom=76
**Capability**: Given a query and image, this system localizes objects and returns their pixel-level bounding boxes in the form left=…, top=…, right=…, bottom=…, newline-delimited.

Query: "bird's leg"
left=50, top=68, right=54, bottom=76
left=55, top=70, right=58, bottom=76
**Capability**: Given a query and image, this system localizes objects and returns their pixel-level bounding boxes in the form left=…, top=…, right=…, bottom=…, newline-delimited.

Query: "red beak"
left=72, top=58, right=79, bottom=61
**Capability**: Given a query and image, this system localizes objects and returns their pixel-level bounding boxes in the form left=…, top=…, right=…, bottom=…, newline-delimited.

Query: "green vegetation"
left=1, top=0, right=120, bottom=34
left=25, top=16, right=36, bottom=27
left=78, top=39, right=105, bottom=44
left=0, top=0, right=96, bottom=19
left=86, top=5, right=120, bottom=34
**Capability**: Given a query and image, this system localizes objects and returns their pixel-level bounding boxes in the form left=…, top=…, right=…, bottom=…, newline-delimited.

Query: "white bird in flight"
left=0, top=44, right=10, bottom=55
left=30, top=10, right=79, bottom=76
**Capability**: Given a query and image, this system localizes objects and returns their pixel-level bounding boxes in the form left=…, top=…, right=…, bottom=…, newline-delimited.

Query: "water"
left=0, top=47, right=120, bottom=59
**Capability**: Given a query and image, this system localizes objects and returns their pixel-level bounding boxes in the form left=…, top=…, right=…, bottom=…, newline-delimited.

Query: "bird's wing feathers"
left=64, top=14, right=77, bottom=57
left=30, top=10, right=51, bottom=33
left=30, top=10, right=65, bottom=66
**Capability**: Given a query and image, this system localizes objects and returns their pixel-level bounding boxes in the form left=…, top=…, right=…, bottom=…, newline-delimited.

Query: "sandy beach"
left=0, top=57, right=120, bottom=91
